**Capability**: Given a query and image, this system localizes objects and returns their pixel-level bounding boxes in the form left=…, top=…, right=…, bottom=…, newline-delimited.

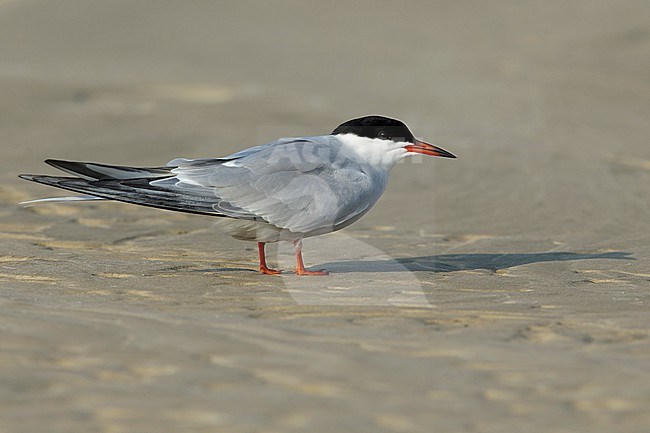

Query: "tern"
left=20, top=115, right=455, bottom=275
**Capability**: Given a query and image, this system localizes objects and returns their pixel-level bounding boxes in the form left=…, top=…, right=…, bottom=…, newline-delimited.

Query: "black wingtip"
left=45, top=159, right=72, bottom=170
left=18, top=174, right=36, bottom=182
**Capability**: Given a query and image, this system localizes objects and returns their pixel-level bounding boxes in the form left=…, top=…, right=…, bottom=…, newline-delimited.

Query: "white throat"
left=337, top=134, right=409, bottom=168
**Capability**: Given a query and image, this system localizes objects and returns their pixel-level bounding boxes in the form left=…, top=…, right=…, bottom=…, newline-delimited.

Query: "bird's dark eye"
left=378, top=131, right=389, bottom=140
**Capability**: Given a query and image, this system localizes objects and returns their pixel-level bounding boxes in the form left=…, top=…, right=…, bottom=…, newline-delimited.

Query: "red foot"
left=292, top=239, right=328, bottom=276
left=260, top=266, right=282, bottom=275
left=295, top=268, right=329, bottom=276
left=258, top=242, right=281, bottom=275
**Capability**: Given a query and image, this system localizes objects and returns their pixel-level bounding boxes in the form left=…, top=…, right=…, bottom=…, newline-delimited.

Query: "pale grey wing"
left=166, top=137, right=305, bottom=167
left=169, top=136, right=381, bottom=233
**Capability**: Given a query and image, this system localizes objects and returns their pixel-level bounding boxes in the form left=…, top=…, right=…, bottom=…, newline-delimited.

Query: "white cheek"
left=338, top=135, right=408, bottom=167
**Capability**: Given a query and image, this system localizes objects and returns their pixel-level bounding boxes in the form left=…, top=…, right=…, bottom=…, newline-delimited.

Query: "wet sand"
left=1, top=1, right=649, bottom=432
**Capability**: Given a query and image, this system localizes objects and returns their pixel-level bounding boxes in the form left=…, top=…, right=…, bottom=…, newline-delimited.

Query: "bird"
left=19, top=115, right=456, bottom=275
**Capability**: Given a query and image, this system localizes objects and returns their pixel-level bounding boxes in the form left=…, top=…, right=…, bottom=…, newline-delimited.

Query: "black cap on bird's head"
left=332, top=115, right=415, bottom=143
left=332, top=115, right=456, bottom=158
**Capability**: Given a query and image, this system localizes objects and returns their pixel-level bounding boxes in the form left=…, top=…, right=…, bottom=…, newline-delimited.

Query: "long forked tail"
left=18, top=174, right=226, bottom=217
left=19, top=159, right=176, bottom=206
left=20, top=194, right=106, bottom=206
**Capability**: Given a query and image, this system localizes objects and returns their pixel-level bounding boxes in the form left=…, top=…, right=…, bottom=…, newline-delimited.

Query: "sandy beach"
left=1, top=1, right=649, bottom=432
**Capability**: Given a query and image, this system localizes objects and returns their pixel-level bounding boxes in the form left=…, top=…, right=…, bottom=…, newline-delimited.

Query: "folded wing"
left=20, top=136, right=381, bottom=234
left=167, top=136, right=379, bottom=233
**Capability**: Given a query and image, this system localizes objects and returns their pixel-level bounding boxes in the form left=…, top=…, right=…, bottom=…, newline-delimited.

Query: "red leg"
left=258, top=242, right=281, bottom=275
left=293, top=239, right=328, bottom=276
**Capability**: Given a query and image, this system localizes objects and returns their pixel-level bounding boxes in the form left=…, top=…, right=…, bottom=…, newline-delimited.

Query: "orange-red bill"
left=404, top=139, right=456, bottom=158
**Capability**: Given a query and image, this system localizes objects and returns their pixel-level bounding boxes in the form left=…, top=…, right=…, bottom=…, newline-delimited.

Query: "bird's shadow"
left=318, top=251, right=633, bottom=273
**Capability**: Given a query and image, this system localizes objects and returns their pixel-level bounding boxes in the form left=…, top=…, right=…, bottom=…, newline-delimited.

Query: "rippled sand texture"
left=1, top=1, right=649, bottom=432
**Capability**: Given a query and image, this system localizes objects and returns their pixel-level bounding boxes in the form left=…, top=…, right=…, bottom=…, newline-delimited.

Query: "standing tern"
left=20, top=115, right=456, bottom=275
